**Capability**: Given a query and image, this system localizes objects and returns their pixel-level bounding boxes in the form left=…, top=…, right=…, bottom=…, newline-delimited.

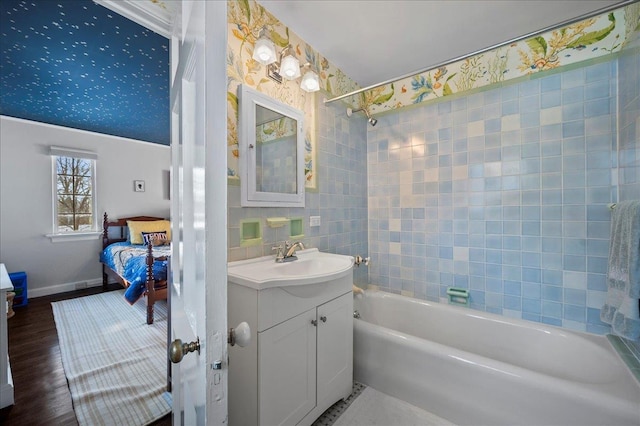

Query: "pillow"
left=127, top=220, right=171, bottom=245
left=141, top=231, right=168, bottom=245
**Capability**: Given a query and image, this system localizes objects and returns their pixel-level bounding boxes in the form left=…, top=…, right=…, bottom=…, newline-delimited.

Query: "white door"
left=169, top=1, right=228, bottom=424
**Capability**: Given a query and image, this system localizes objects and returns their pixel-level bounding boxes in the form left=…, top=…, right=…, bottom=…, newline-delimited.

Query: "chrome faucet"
left=284, top=241, right=305, bottom=260
left=272, top=241, right=305, bottom=263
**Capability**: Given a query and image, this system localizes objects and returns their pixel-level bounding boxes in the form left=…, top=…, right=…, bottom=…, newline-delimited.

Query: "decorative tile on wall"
left=366, top=58, right=621, bottom=334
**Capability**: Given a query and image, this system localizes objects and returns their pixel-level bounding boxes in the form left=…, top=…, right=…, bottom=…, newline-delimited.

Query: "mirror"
left=239, top=85, right=305, bottom=207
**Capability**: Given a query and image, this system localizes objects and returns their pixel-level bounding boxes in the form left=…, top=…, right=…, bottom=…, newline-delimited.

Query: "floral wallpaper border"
left=358, top=2, right=640, bottom=115
left=256, top=116, right=296, bottom=144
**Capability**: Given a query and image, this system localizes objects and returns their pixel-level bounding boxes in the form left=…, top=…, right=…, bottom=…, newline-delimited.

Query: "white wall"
left=0, top=116, right=170, bottom=297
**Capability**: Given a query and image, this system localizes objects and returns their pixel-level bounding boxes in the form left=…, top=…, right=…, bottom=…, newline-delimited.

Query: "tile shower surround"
left=227, top=49, right=639, bottom=340
left=367, top=59, right=625, bottom=334
left=617, top=45, right=640, bottom=353
left=618, top=45, right=640, bottom=202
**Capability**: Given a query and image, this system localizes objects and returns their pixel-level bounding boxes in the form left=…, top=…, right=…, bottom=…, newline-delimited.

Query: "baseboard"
left=28, top=278, right=104, bottom=298
left=0, top=382, right=15, bottom=409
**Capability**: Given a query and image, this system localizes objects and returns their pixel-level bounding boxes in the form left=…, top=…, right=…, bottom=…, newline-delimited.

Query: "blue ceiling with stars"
left=1, top=0, right=170, bottom=145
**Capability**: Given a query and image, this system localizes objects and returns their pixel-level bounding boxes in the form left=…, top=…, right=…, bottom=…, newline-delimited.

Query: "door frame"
left=94, top=1, right=229, bottom=423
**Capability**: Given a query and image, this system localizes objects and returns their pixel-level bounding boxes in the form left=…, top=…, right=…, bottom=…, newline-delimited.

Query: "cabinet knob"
left=320, top=315, right=327, bottom=323
left=311, top=319, right=317, bottom=326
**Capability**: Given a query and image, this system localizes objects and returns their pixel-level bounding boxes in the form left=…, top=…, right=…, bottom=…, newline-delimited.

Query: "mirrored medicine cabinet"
left=239, top=85, right=305, bottom=207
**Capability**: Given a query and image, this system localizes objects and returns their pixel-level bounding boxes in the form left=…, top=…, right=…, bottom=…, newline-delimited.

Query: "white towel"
left=601, top=200, right=640, bottom=340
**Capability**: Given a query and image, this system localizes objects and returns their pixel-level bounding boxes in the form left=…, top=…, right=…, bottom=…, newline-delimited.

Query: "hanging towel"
left=601, top=200, right=640, bottom=340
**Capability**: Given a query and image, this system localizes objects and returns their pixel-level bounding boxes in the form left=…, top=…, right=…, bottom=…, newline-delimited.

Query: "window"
left=50, top=147, right=98, bottom=235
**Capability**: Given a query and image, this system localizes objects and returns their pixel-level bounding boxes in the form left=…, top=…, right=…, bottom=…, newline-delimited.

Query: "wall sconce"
left=277, top=45, right=301, bottom=81
left=253, top=28, right=277, bottom=65
left=300, top=63, right=320, bottom=92
left=252, top=27, right=320, bottom=93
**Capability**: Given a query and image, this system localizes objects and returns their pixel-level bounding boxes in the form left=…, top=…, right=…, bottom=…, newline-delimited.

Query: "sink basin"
left=228, top=248, right=354, bottom=290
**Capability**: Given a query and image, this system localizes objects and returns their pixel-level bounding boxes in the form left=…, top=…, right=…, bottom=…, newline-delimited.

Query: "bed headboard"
left=102, top=212, right=167, bottom=248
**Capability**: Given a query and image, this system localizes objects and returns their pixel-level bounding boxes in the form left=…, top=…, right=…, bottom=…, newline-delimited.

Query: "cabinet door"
left=316, top=292, right=353, bottom=406
left=259, top=308, right=316, bottom=426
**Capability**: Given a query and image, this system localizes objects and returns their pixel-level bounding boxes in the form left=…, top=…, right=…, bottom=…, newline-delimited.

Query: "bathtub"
left=353, top=290, right=640, bottom=426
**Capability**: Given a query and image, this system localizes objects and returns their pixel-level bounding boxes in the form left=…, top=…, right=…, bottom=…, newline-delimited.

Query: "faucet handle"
left=272, top=244, right=285, bottom=261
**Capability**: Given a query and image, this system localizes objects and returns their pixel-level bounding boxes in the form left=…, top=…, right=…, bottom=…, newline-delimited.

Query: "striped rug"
left=52, top=290, right=170, bottom=426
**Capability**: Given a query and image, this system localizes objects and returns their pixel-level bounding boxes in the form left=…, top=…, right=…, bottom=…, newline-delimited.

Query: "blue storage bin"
left=9, top=271, right=27, bottom=308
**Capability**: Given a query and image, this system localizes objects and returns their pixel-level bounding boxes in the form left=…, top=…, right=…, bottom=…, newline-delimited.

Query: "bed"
left=101, top=213, right=171, bottom=324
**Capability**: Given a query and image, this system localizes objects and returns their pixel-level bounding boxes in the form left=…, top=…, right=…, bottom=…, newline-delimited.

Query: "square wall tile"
left=367, top=56, right=621, bottom=335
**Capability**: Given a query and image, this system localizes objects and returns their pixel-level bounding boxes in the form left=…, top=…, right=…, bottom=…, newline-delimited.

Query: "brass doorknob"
left=169, top=337, right=200, bottom=363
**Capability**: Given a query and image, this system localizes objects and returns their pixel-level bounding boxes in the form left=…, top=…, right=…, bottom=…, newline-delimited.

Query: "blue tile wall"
left=367, top=59, right=620, bottom=333
left=228, top=95, right=369, bottom=286
left=618, top=44, right=640, bottom=202
left=618, top=41, right=640, bottom=351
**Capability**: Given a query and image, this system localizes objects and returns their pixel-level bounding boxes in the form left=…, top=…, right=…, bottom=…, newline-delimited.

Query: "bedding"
left=100, top=241, right=171, bottom=304
left=102, top=213, right=170, bottom=324
left=127, top=220, right=171, bottom=245
left=141, top=231, right=169, bottom=245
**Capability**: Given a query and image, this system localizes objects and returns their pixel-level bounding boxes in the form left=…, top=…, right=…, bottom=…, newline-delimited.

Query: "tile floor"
left=314, top=383, right=454, bottom=426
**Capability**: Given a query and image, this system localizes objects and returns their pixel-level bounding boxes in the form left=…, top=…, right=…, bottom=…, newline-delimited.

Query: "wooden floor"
left=0, top=285, right=171, bottom=426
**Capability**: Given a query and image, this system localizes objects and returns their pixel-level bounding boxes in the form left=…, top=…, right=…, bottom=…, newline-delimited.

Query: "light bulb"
left=280, top=55, right=301, bottom=80
left=300, top=70, right=320, bottom=92
left=252, top=37, right=277, bottom=65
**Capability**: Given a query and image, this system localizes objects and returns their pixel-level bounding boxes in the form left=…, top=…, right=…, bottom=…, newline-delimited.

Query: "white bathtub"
left=354, top=290, right=640, bottom=426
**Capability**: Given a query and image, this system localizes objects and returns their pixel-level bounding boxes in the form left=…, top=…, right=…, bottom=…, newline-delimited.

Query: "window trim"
left=45, top=231, right=102, bottom=243
left=50, top=146, right=98, bottom=239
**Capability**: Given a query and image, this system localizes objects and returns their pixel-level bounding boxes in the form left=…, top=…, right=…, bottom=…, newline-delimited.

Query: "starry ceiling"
left=0, top=0, right=170, bottom=145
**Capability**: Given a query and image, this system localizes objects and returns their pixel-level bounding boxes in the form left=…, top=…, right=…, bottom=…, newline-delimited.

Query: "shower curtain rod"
left=323, top=0, right=636, bottom=105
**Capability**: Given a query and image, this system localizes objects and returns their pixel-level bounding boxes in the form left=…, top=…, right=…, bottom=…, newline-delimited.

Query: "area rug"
left=52, top=290, right=170, bottom=426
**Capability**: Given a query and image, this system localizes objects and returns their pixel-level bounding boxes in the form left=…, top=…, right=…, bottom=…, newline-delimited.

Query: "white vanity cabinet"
left=228, top=272, right=353, bottom=426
